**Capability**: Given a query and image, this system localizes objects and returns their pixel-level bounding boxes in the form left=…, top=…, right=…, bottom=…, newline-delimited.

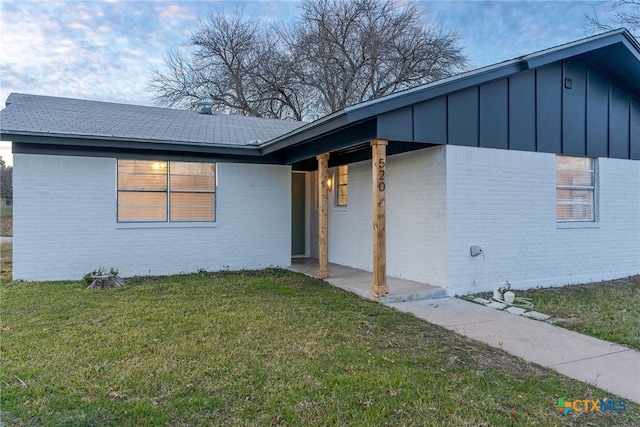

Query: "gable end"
left=376, top=57, right=638, bottom=159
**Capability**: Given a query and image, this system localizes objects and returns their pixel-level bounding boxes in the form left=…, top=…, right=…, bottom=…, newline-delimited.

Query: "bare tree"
left=287, top=0, right=466, bottom=114
left=150, top=10, right=305, bottom=120
left=585, top=0, right=640, bottom=38
left=149, top=0, right=467, bottom=121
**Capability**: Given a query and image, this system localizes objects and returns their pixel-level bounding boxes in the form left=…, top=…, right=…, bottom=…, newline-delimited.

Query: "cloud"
left=0, top=0, right=621, bottom=110
left=158, top=4, right=193, bottom=21
left=427, top=1, right=604, bottom=69
left=1, top=0, right=185, bottom=105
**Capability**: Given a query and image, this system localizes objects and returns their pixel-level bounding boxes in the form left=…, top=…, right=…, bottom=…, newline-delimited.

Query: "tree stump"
left=86, top=274, right=126, bottom=289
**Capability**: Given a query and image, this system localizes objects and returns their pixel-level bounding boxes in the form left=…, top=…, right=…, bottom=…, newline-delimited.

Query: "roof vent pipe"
left=199, top=97, right=214, bottom=115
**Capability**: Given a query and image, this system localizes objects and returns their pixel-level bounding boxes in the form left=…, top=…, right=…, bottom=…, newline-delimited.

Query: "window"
left=336, top=165, right=348, bottom=206
left=118, top=160, right=215, bottom=222
left=556, top=156, right=595, bottom=222
left=314, top=170, right=319, bottom=210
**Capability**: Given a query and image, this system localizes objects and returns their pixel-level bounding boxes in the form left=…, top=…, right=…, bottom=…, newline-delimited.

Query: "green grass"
left=0, top=204, right=12, bottom=236
left=1, top=269, right=638, bottom=426
left=515, top=276, right=640, bottom=350
left=0, top=243, right=11, bottom=282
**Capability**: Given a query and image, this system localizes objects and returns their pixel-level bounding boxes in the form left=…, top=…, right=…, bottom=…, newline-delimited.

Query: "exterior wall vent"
left=199, top=98, right=214, bottom=115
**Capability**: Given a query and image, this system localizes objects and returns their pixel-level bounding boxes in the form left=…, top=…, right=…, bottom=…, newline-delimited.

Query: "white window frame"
left=336, top=165, right=348, bottom=207
left=117, top=160, right=216, bottom=223
left=556, top=156, right=596, bottom=223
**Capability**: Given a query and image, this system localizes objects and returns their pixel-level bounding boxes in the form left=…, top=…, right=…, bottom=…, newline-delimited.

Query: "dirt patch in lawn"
left=0, top=215, right=11, bottom=237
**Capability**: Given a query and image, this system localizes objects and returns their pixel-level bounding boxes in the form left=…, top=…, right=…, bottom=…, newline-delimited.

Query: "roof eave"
left=525, top=28, right=639, bottom=69
left=259, top=110, right=350, bottom=155
left=0, top=130, right=264, bottom=157
left=344, top=61, right=529, bottom=123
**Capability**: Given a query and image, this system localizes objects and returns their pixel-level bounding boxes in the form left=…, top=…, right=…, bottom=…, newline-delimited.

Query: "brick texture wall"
left=13, top=154, right=291, bottom=280
left=311, top=145, right=639, bottom=294
left=15, top=147, right=638, bottom=291
left=446, top=145, right=640, bottom=294
left=317, top=146, right=448, bottom=287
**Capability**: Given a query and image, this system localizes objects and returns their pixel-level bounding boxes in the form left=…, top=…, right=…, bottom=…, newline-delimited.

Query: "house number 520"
left=377, top=158, right=385, bottom=192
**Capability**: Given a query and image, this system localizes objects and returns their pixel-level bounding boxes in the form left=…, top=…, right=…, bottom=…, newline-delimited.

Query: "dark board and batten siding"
left=447, top=87, right=479, bottom=147
left=562, top=60, right=586, bottom=155
left=384, top=58, right=639, bottom=160
left=587, top=69, right=610, bottom=158
left=509, top=69, right=536, bottom=152
left=480, top=79, right=509, bottom=149
left=633, top=100, right=640, bottom=160
left=536, top=63, right=562, bottom=154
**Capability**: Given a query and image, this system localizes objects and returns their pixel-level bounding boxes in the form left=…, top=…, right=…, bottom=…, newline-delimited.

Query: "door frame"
left=291, top=171, right=310, bottom=258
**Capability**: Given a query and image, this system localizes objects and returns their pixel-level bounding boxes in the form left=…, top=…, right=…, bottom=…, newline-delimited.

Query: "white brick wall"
left=317, top=146, right=448, bottom=288
left=15, top=147, right=639, bottom=291
left=310, top=145, right=638, bottom=295
left=445, top=145, right=640, bottom=295
left=326, top=159, right=372, bottom=271
left=13, top=154, right=291, bottom=280
left=386, top=148, right=447, bottom=288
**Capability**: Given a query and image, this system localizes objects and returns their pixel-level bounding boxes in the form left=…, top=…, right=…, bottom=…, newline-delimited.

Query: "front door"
left=291, top=172, right=306, bottom=256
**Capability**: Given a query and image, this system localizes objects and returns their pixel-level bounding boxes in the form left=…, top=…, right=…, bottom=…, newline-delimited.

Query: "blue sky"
left=0, top=0, right=624, bottom=164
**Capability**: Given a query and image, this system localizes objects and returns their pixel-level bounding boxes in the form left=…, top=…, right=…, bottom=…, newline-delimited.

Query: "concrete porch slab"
left=288, top=258, right=446, bottom=302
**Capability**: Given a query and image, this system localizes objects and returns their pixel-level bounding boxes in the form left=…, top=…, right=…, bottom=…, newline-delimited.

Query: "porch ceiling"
left=280, top=117, right=437, bottom=171
left=290, top=140, right=435, bottom=171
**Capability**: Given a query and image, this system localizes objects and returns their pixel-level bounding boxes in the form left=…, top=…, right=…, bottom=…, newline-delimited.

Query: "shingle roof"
left=0, top=93, right=304, bottom=146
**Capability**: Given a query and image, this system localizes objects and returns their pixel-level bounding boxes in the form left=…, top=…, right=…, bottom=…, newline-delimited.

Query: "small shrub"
left=497, top=281, right=512, bottom=296
left=83, top=267, right=119, bottom=285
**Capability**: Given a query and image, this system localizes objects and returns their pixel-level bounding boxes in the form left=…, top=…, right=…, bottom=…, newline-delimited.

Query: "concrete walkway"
left=289, top=259, right=640, bottom=404
left=387, top=298, right=640, bottom=404
left=0, top=236, right=12, bottom=244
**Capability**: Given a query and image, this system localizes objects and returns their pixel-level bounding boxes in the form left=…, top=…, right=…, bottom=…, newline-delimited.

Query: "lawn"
left=516, top=276, right=640, bottom=350
left=0, top=243, right=11, bottom=282
left=0, top=204, right=12, bottom=236
left=1, top=267, right=638, bottom=426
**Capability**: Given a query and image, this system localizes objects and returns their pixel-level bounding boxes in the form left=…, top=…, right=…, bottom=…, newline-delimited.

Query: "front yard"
left=517, top=276, right=640, bottom=350
left=0, top=203, right=12, bottom=236
left=1, top=265, right=638, bottom=426
left=0, top=243, right=10, bottom=282
left=467, top=276, right=640, bottom=351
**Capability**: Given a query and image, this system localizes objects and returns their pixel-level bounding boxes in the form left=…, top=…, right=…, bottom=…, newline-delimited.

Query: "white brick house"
left=11, top=155, right=292, bottom=280
left=2, top=29, right=639, bottom=296
left=308, top=146, right=639, bottom=296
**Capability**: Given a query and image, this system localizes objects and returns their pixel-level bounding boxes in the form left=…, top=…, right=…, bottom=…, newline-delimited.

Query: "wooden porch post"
left=371, top=139, right=389, bottom=297
left=317, top=153, right=330, bottom=279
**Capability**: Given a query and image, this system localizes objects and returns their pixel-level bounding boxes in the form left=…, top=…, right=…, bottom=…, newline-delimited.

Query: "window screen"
left=117, top=160, right=215, bottom=222
left=337, top=165, right=348, bottom=206
left=556, top=156, right=595, bottom=222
